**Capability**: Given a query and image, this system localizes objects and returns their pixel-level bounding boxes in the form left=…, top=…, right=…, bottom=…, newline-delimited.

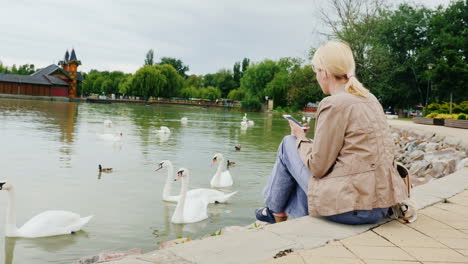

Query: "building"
left=0, top=49, right=82, bottom=98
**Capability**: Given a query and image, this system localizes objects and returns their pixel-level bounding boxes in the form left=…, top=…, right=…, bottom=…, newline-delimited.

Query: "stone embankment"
left=392, top=128, right=468, bottom=185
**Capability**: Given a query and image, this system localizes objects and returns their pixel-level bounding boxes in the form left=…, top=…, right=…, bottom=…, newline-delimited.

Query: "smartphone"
left=283, top=115, right=306, bottom=130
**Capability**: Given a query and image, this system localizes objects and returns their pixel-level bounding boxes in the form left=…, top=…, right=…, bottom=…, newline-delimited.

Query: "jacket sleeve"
left=301, top=99, right=346, bottom=178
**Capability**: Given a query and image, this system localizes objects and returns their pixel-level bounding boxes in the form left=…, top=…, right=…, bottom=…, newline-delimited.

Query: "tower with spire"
left=58, top=48, right=81, bottom=98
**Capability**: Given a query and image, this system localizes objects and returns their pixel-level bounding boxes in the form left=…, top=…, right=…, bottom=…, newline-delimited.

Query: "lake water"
left=0, top=98, right=314, bottom=263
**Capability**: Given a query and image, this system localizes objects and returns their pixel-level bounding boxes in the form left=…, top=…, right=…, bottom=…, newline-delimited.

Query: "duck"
left=227, top=160, right=236, bottom=168
left=211, top=153, right=233, bottom=188
left=99, top=164, right=113, bottom=173
left=0, top=181, right=93, bottom=238
left=180, top=117, right=188, bottom=124
left=234, top=145, right=241, bottom=151
left=171, top=168, right=209, bottom=224
left=155, top=160, right=237, bottom=203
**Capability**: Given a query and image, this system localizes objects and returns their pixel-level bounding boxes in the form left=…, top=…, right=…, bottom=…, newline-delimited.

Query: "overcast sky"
left=0, top=0, right=450, bottom=75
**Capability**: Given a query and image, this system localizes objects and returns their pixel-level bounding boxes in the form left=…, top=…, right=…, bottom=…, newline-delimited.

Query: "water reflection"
left=0, top=99, right=78, bottom=168
left=4, top=232, right=88, bottom=264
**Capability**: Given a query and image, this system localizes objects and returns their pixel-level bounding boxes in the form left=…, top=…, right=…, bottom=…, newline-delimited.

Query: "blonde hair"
left=312, top=41, right=369, bottom=98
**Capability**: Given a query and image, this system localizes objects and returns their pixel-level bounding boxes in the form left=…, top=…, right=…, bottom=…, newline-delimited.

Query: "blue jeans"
left=263, top=135, right=387, bottom=224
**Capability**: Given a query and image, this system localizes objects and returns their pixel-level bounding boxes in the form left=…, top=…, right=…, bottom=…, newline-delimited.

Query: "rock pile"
left=392, top=128, right=468, bottom=186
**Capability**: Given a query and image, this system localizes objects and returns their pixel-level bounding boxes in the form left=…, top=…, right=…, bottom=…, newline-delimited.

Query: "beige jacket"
left=297, top=91, right=408, bottom=216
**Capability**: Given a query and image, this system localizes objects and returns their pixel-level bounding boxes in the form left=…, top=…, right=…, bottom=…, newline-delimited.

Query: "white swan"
left=240, top=120, right=248, bottom=130
left=180, top=117, right=188, bottom=124
left=0, top=181, right=93, bottom=238
left=103, top=119, right=113, bottom=127
left=247, top=120, right=254, bottom=126
left=156, top=126, right=171, bottom=134
left=98, top=132, right=122, bottom=141
left=302, top=116, right=306, bottom=122
left=171, top=168, right=209, bottom=224
left=211, top=153, right=233, bottom=188
left=242, top=113, right=248, bottom=122
left=156, top=160, right=237, bottom=203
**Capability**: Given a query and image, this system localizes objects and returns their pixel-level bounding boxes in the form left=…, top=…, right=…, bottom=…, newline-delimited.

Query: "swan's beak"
left=175, top=170, right=183, bottom=181
left=0, top=182, right=5, bottom=190
left=155, top=162, right=164, bottom=172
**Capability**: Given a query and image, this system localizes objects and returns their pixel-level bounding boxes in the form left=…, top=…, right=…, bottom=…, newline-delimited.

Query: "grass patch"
left=396, top=117, right=412, bottom=121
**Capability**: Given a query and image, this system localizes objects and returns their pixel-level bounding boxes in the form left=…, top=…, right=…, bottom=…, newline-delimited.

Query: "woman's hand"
left=288, top=120, right=309, bottom=138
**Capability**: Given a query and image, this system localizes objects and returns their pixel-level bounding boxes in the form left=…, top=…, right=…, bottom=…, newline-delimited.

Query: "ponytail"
left=345, top=76, right=369, bottom=98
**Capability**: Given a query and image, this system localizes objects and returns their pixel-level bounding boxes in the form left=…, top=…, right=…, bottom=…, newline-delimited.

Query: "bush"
left=452, top=106, right=463, bottom=114
left=227, top=88, right=246, bottom=101
left=241, top=98, right=263, bottom=112
left=425, top=113, right=438, bottom=118
left=434, top=114, right=459, bottom=120
left=458, top=114, right=467, bottom=120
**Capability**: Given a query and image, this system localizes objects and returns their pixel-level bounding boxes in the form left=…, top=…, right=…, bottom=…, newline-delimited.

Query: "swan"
left=180, top=117, right=188, bottom=124
left=242, top=113, right=248, bottom=122
left=211, top=153, right=233, bottom=188
left=240, top=120, right=248, bottom=129
left=155, top=126, right=171, bottom=134
left=247, top=120, right=254, bottom=126
left=156, top=160, right=237, bottom=203
left=306, top=116, right=311, bottom=123
left=103, top=119, right=113, bottom=127
left=171, top=168, right=209, bottom=224
left=0, top=181, right=93, bottom=238
left=98, top=132, right=122, bottom=141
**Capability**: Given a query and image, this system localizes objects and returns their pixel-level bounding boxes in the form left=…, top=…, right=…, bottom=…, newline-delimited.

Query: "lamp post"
left=425, top=63, right=434, bottom=107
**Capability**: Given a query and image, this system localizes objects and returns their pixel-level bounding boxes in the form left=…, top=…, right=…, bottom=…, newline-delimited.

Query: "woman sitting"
left=256, top=41, right=408, bottom=224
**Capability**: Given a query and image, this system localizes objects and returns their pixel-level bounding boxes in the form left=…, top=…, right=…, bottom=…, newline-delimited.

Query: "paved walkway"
left=264, top=189, right=468, bottom=264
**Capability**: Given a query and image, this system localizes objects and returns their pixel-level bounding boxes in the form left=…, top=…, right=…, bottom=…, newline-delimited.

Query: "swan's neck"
left=162, top=164, right=174, bottom=200
left=174, top=175, right=189, bottom=220
left=6, top=188, right=18, bottom=235
left=216, top=155, right=226, bottom=174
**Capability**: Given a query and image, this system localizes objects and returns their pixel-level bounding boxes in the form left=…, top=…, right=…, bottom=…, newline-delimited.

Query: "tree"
left=227, top=88, right=246, bottom=101
left=241, top=58, right=250, bottom=76
left=240, top=59, right=279, bottom=100
left=233, top=62, right=241, bottom=86
left=427, top=0, right=467, bottom=103
left=155, top=64, right=185, bottom=97
left=159, top=57, right=189, bottom=78
left=185, top=74, right=203, bottom=88
left=213, top=69, right=238, bottom=97
left=144, top=49, right=155, bottom=66
left=130, top=65, right=166, bottom=98
left=288, top=65, right=324, bottom=108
